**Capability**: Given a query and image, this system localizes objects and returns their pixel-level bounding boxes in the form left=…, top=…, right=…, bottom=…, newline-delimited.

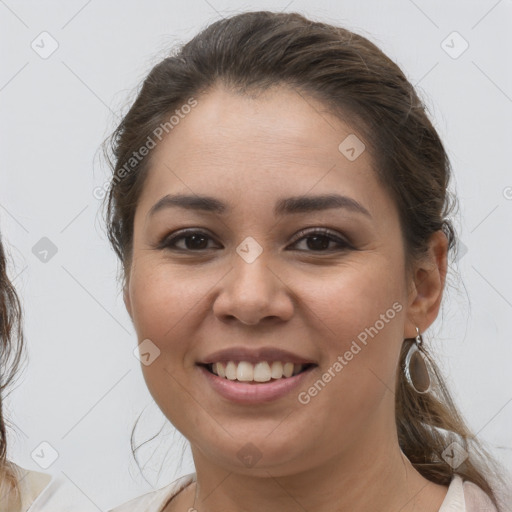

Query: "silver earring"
left=404, top=326, right=431, bottom=394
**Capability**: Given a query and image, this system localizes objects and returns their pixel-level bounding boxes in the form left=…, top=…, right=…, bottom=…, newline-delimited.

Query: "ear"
left=404, top=230, right=448, bottom=339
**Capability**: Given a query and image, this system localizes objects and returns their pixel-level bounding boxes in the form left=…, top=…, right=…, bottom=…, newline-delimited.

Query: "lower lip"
left=197, top=365, right=316, bottom=404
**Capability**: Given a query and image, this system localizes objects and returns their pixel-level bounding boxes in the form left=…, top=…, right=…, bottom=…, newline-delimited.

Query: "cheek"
left=293, top=310, right=404, bottom=450
left=127, top=262, right=208, bottom=423
left=297, top=259, right=405, bottom=411
left=128, top=261, right=208, bottom=342
left=300, top=257, right=405, bottom=348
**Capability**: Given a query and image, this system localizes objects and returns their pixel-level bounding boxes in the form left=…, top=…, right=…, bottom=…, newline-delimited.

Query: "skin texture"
left=124, top=84, right=449, bottom=512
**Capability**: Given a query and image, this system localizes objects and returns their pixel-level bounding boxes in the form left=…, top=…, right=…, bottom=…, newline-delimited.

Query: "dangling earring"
left=404, top=326, right=432, bottom=394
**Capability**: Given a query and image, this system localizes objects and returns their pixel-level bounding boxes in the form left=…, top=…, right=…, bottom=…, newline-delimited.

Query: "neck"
left=185, top=426, right=447, bottom=512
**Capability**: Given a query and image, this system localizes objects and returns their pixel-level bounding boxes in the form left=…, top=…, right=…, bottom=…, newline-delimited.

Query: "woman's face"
left=125, top=84, right=425, bottom=476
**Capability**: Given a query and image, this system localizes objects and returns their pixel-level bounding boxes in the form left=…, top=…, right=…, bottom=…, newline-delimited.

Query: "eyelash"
left=157, top=227, right=353, bottom=253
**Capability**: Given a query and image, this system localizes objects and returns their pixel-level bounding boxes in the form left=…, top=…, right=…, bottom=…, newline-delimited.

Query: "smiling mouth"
left=198, top=361, right=316, bottom=383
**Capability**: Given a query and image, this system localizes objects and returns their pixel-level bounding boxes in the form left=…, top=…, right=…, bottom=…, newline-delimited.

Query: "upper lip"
left=198, top=346, right=317, bottom=365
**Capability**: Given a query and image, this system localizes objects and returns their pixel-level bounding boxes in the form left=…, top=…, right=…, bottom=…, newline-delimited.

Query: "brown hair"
left=102, top=11, right=508, bottom=509
left=0, top=233, right=25, bottom=500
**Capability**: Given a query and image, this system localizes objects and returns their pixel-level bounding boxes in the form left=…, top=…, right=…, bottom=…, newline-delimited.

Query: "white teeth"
left=254, top=362, right=271, bottom=382
left=237, top=361, right=254, bottom=381
left=209, top=361, right=307, bottom=381
left=283, top=362, right=294, bottom=378
left=271, top=361, right=283, bottom=379
left=225, top=361, right=237, bottom=380
left=212, top=362, right=226, bottom=378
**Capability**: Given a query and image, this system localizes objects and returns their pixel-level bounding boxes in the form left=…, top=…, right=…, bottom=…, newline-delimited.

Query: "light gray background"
left=1, top=0, right=511, bottom=509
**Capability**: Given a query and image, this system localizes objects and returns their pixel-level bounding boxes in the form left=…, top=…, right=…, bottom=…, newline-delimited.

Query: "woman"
left=104, top=11, right=511, bottom=512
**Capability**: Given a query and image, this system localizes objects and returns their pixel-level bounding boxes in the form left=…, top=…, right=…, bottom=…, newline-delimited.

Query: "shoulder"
left=109, top=473, right=197, bottom=512
left=2, top=462, right=51, bottom=511
left=5, top=461, right=100, bottom=512
left=462, top=479, right=497, bottom=511
left=462, top=477, right=512, bottom=512
left=439, top=474, right=505, bottom=512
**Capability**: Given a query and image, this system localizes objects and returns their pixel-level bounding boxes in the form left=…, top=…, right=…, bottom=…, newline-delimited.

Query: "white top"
left=109, top=472, right=506, bottom=512
left=3, top=463, right=101, bottom=512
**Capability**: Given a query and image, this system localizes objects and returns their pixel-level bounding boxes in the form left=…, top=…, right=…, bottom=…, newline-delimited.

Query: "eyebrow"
left=147, top=193, right=372, bottom=218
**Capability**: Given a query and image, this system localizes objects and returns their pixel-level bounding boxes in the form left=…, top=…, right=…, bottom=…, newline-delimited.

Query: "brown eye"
left=289, top=228, right=352, bottom=252
left=157, top=227, right=352, bottom=253
left=158, top=230, right=220, bottom=251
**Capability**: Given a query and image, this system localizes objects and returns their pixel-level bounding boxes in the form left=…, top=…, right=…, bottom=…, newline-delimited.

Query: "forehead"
left=137, top=84, right=393, bottom=221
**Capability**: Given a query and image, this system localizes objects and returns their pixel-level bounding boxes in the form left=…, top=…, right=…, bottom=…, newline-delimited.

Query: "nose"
left=212, top=250, right=294, bottom=326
